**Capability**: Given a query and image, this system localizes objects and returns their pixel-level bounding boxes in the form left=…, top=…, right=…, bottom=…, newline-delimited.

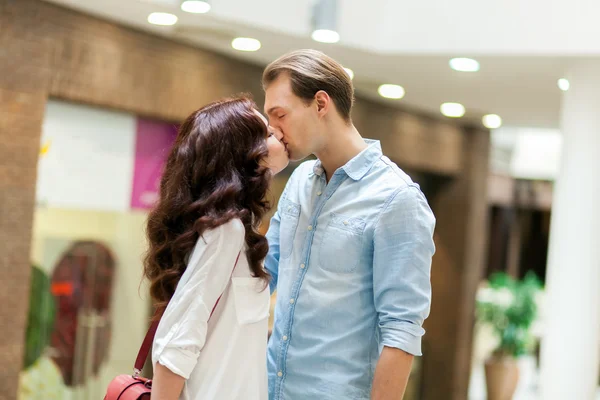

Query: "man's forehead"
left=264, top=89, right=285, bottom=114
left=264, top=75, right=295, bottom=113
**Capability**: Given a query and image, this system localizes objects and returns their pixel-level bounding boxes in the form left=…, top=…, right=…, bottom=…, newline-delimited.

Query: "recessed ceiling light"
left=181, top=0, right=210, bottom=13
left=343, top=68, right=354, bottom=80
left=312, top=0, right=339, bottom=43
left=449, top=58, right=480, bottom=72
left=440, top=102, right=465, bottom=118
left=311, top=29, right=340, bottom=44
left=147, top=12, right=178, bottom=26
left=558, top=78, right=570, bottom=91
left=482, top=114, right=502, bottom=129
left=378, top=84, right=405, bottom=100
left=231, top=37, right=261, bottom=52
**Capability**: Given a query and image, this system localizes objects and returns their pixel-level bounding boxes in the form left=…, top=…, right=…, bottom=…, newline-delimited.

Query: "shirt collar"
left=310, top=139, right=382, bottom=181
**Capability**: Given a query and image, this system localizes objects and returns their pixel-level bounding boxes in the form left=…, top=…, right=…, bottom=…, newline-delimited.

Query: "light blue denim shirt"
left=265, top=139, right=436, bottom=400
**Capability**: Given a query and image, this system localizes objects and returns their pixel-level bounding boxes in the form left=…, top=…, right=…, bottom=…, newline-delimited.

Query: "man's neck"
left=315, top=123, right=368, bottom=182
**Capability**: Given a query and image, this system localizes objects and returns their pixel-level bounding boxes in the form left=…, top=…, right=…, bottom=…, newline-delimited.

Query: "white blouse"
left=152, top=219, right=270, bottom=400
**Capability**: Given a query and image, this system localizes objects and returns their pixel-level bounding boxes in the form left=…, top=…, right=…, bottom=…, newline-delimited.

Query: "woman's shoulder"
left=187, top=218, right=245, bottom=266
left=218, top=218, right=245, bottom=237
left=200, top=218, right=245, bottom=244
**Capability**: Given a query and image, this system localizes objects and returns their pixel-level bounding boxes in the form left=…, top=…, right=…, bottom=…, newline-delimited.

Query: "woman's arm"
left=151, top=362, right=185, bottom=400
left=151, top=219, right=245, bottom=396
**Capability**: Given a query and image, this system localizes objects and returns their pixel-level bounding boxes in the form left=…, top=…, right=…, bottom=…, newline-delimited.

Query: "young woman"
left=144, top=96, right=289, bottom=400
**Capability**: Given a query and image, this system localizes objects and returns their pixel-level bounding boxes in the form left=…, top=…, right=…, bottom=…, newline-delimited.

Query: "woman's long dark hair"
left=143, top=96, right=271, bottom=312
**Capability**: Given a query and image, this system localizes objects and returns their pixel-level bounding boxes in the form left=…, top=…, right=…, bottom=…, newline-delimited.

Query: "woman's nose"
left=270, top=126, right=284, bottom=141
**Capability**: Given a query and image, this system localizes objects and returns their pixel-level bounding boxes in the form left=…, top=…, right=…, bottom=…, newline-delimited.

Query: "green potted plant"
left=475, top=271, right=542, bottom=400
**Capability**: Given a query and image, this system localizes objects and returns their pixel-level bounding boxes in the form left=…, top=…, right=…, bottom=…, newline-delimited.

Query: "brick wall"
left=0, top=2, right=52, bottom=397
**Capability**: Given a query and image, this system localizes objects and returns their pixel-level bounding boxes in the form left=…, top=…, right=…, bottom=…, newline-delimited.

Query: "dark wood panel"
left=421, top=127, right=490, bottom=400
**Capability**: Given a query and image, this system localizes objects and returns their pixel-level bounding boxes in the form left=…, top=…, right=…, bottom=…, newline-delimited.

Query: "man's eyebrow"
left=265, top=106, right=281, bottom=115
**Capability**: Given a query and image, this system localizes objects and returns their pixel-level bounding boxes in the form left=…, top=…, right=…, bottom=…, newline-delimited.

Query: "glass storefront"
left=21, top=99, right=286, bottom=399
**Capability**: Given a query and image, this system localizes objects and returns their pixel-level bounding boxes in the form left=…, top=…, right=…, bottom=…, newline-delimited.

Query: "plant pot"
left=484, top=357, right=519, bottom=400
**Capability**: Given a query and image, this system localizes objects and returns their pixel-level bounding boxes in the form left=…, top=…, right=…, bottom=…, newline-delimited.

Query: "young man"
left=263, top=49, right=436, bottom=400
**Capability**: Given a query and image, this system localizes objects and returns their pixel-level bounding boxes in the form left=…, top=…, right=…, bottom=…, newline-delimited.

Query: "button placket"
left=277, top=173, right=347, bottom=395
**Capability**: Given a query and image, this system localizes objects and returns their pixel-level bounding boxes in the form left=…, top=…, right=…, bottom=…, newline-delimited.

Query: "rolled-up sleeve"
left=152, top=219, right=245, bottom=379
left=157, top=345, right=200, bottom=379
left=373, top=185, right=436, bottom=356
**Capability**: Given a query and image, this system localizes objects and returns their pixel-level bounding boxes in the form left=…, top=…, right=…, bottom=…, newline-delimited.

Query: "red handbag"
left=104, top=253, right=241, bottom=400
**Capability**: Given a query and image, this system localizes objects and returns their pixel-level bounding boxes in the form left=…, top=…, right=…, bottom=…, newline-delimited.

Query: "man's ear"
left=314, top=90, right=330, bottom=116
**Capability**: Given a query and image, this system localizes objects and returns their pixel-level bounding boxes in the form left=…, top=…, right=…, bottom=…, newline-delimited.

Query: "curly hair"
left=143, top=96, right=272, bottom=313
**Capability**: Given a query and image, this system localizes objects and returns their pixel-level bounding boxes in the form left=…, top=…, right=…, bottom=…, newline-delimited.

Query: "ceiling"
left=42, top=0, right=596, bottom=129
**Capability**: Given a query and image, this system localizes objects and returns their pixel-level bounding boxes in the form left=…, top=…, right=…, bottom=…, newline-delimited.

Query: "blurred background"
left=1, top=0, right=599, bottom=399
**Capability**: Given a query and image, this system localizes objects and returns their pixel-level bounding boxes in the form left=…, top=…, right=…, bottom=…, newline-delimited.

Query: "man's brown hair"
left=263, top=49, right=354, bottom=122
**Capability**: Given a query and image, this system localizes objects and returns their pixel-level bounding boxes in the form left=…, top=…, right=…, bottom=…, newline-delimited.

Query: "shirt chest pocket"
left=318, top=213, right=366, bottom=273
left=279, top=199, right=301, bottom=259
left=232, top=277, right=270, bottom=325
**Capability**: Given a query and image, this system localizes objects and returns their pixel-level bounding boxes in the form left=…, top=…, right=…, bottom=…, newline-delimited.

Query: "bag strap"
left=134, top=251, right=241, bottom=375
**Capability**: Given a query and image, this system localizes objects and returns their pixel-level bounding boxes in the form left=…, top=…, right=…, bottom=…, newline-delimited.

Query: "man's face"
left=264, top=74, right=320, bottom=162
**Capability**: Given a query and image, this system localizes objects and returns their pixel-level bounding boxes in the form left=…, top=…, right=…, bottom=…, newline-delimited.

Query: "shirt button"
left=307, top=225, right=313, bottom=231
left=283, top=335, right=288, bottom=341
left=289, top=299, right=295, bottom=304
left=277, top=371, right=283, bottom=377
left=300, top=263, right=305, bottom=269
left=317, top=191, right=322, bottom=196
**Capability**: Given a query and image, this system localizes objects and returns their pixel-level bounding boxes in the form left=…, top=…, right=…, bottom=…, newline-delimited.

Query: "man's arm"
left=265, top=169, right=299, bottom=293
left=372, top=347, right=413, bottom=400
left=265, top=209, right=282, bottom=294
left=371, top=185, right=436, bottom=400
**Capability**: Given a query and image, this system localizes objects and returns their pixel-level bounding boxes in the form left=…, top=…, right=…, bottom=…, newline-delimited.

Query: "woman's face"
left=255, top=110, right=289, bottom=175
